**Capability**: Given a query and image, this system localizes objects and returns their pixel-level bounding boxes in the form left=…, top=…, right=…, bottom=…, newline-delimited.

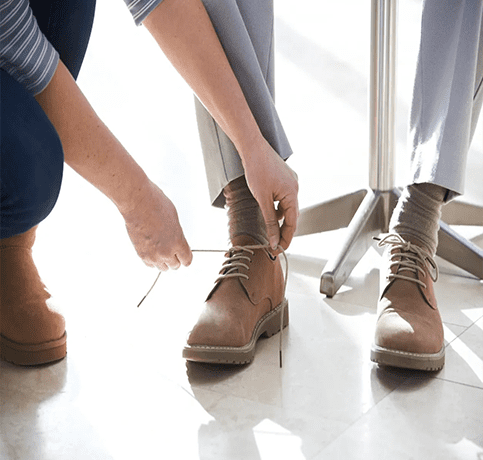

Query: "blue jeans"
left=0, top=0, right=96, bottom=239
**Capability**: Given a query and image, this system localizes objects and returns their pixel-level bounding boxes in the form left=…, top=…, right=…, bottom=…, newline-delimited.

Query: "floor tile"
left=439, top=317, right=483, bottom=389
left=184, top=386, right=349, bottom=460
left=314, top=377, right=483, bottom=460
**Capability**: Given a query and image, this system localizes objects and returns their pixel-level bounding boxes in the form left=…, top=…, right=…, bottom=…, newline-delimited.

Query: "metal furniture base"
left=295, top=189, right=483, bottom=297
left=295, top=0, right=483, bottom=297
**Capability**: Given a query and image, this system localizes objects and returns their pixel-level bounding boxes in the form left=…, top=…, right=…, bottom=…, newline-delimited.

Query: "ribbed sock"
left=223, top=176, right=268, bottom=245
left=389, top=182, right=447, bottom=255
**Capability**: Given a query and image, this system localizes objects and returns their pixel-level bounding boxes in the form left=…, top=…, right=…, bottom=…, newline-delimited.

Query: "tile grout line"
left=443, top=312, right=483, bottom=348
left=443, top=322, right=472, bottom=347
left=307, top=368, right=415, bottom=460
left=433, top=376, right=483, bottom=391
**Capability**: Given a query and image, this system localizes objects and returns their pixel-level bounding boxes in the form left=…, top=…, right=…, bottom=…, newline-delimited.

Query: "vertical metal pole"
left=369, top=0, right=397, bottom=192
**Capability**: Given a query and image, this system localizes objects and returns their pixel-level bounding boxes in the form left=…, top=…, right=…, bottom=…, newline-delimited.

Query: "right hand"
left=121, top=180, right=193, bottom=271
left=242, top=139, right=299, bottom=252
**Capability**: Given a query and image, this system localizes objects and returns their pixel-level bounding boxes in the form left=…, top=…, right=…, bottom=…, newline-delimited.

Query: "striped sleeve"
left=0, top=0, right=59, bottom=95
left=123, top=0, right=165, bottom=26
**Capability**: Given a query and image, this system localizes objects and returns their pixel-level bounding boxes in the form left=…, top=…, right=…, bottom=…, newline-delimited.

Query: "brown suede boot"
left=0, top=226, right=66, bottom=365
left=183, top=235, right=288, bottom=364
left=370, top=234, right=445, bottom=371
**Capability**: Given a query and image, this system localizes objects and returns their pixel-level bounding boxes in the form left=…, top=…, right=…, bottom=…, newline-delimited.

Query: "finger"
left=275, top=205, right=285, bottom=222
left=166, top=255, right=181, bottom=271
left=278, top=202, right=299, bottom=250
left=260, top=199, right=281, bottom=251
left=157, top=262, right=169, bottom=272
left=279, top=222, right=296, bottom=250
left=177, top=240, right=193, bottom=267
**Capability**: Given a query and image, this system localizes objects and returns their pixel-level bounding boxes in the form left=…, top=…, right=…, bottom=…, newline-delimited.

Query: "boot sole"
left=370, top=343, right=445, bottom=371
left=0, top=332, right=67, bottom=366
left=182, top=300, right=289, bottom=364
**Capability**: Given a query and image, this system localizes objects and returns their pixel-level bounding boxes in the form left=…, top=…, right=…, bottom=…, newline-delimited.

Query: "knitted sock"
left=223, top=176, right=268, bottom=245
left=389, top=182, right=447, bottom=256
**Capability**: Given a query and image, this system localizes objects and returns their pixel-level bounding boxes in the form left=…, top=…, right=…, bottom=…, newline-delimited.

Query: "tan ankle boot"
left=370, top=234, right=445, bottom=371
left=183, top=235, right=288, bottom=364
left=0, top=226, right=66, bottom=365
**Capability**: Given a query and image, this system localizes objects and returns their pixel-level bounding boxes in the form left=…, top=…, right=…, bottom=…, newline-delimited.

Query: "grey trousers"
left=410, top=0, right=483, bottom=200
left=196, top=0, right=293, bottom=208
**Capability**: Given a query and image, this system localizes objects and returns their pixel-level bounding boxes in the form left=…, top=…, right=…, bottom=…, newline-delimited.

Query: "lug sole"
left=370, top=343, right=445, bottom=371
left=0, top=332, right=67, bottom=366
left=183, top=300, right=289, bottom=364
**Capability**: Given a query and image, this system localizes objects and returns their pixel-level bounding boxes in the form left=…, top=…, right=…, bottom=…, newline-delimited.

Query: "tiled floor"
left=1, top=0, right=482, bottom=459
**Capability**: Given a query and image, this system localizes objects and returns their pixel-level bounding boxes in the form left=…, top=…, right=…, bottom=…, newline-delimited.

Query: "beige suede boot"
left=0, top=226, right=66, bottom=365
left=183, top=235, right=288, bottom=364
left=370, top=234, right=445, bottom=371
left=184, top=176, right=288, bottom=364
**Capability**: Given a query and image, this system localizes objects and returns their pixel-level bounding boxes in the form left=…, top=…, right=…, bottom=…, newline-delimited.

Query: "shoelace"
left=137, top=244, right=288, bottom=368
left=375, top=234, right=438, bottom=288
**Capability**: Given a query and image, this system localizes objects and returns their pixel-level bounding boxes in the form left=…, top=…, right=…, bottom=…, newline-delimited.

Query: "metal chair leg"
left=295, top=190, right=367, bottom=236
left=316, top=189, right=400, bottom=297
left=318, top=190, right=383, bottom=297
left=441, top=201, right=483, bottom=226
left=437, top=221, right=483, bottom=279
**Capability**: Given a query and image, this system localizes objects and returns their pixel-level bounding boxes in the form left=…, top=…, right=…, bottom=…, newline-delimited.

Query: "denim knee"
left=1, top=71, right=64, bottom=239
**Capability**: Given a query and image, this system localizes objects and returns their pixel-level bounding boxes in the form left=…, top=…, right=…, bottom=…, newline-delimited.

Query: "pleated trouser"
left=410, top=0, right=483, bottom=200
left=196, top=0, right=293, bottom=208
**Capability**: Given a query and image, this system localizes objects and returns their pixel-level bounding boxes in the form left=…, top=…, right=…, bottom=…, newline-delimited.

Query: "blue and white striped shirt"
left=125, top=0, right=164, bottom=26
left=0, top=0, right=163, bottom=95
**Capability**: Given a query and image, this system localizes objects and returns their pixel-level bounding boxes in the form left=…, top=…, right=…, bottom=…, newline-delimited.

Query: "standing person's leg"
left=195, top=0, right=292, bottom=207
left=371, top=0, right=483, bottom=371
left=0, top=0, right=96, bottom=365
left=184, top=0, right=291, bottom=364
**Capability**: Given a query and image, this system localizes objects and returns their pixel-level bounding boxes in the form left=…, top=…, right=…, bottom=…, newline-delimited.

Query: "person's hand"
left=121, top=180, right=193, bottom=271
left=242, top=139, right=299, bottom=252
